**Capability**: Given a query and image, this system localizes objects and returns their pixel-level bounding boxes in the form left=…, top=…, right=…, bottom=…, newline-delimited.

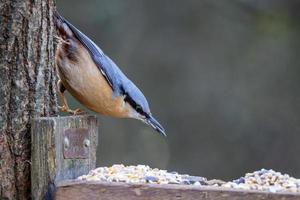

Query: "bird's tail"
left=53, top=11, right=74, bottom=39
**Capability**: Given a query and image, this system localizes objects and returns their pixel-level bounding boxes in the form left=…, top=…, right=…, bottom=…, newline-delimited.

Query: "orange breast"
left=56, top=42, right=129, bottom=118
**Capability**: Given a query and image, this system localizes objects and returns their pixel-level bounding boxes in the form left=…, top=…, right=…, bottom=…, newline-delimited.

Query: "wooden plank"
left=31, top=115, right=98, bottom=200
left=56, top=180, right=300, bottom=200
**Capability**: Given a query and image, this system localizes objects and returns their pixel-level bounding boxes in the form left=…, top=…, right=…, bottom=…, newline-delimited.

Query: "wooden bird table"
left=31, top=115, right=300, bottom=200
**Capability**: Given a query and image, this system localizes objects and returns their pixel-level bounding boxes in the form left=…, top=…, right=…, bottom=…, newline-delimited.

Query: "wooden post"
left=31, top=115, right=98, bottom=200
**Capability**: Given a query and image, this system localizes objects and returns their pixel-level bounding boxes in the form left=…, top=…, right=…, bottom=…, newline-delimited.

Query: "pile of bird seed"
left=77, top=164, right=207, bottom=185
left=222, top=169, right=300, bottom=193
left=77, top=165, right=300, bottom=193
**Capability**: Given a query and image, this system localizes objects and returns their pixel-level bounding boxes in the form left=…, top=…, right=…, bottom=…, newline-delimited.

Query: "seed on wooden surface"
left=77, top=166, right=300, bottom=194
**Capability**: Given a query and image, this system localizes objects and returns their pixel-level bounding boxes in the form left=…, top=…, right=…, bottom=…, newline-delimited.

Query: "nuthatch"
left=54, top=12, right=166, bottom=136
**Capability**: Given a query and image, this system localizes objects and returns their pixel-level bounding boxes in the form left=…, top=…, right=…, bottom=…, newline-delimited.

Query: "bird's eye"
left=136, top=105, right=142, bottom=112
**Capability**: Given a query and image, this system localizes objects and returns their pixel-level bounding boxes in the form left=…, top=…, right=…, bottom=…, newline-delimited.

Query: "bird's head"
left=122, top=82, right=166, bottom=137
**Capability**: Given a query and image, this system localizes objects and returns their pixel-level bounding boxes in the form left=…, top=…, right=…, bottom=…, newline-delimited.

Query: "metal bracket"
left=63, top=128, right=90, bottom=159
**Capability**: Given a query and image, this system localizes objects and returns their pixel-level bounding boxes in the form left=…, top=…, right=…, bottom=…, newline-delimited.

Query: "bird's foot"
left=58, top=106, right=85, bottom=115
left=71, top=108, right=86, bottom=115
left=54, top=35, right=70, bottom=45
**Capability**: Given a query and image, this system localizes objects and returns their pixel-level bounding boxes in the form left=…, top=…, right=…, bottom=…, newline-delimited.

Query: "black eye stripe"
left=124, top=94, right=147, bottom=116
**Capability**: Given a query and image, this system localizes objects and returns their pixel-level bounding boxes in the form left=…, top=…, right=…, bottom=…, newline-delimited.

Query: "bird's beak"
left=145, top=115, right=166, bottom=137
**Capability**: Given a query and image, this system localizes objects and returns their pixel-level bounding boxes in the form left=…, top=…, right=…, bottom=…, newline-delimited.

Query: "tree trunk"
left=0, top=0, right=57, bottom=199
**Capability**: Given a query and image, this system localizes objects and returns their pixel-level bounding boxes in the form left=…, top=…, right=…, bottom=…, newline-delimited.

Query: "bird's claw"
left=54, top=35, right=70, bottom=45
left=58, top=106, right=85, bottom=115
left=72, top=108, right=85, bottom=115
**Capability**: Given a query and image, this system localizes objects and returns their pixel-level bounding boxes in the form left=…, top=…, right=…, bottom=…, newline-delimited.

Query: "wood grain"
left=56, top=181, right=300, bottom=200
left=31, top=115, right=98, bottom=200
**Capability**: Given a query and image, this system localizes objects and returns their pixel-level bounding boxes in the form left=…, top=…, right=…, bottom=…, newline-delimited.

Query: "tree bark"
left=0, top=0, right=57, bottom=199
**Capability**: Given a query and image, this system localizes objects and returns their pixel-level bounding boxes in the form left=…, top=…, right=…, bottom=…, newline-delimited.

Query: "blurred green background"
left=57, top=0, right=300, bottom=180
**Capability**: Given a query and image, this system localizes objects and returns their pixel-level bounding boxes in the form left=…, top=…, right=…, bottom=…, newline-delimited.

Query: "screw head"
left=64, top=137, right=70, bottom=149
left=83, top=139, right=90, bottom=147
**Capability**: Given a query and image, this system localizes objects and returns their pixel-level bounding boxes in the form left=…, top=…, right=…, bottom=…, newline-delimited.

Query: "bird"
left=53, top=12, right=166, bottom=136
